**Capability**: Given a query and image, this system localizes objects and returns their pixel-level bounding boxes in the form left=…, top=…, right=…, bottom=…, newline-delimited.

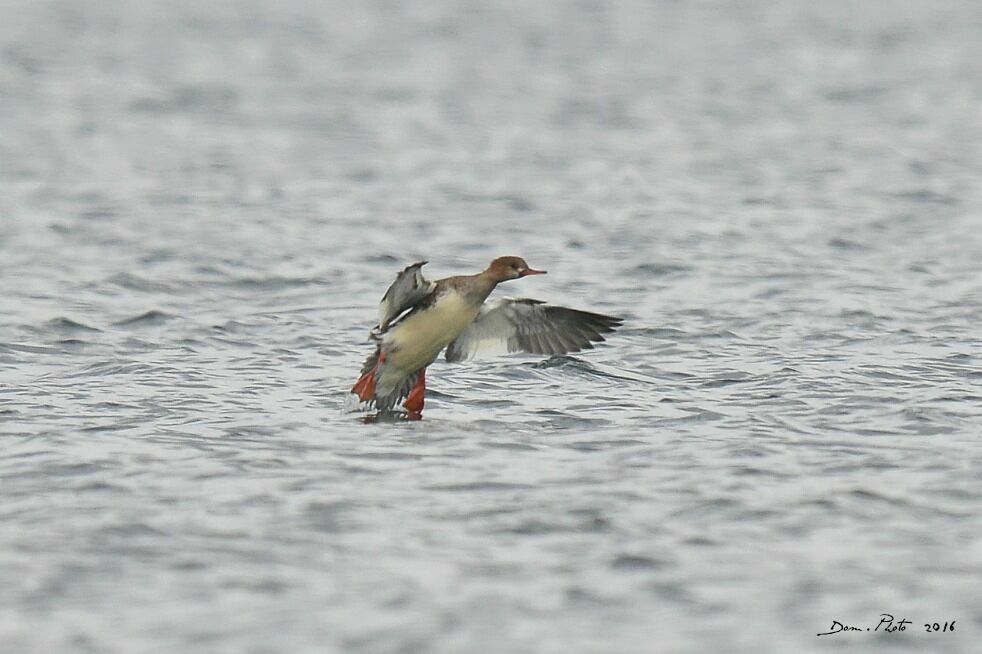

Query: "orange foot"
left=351, top=352, right=386, bottom=402
left=403, top=367, right=426, bottom=419
left=351, top=369, right=376, bottom=401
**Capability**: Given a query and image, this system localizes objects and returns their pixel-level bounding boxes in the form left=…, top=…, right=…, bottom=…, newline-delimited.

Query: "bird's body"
left=377, top=284, right=481, bottom=395
left=348, top=256, right=622, bottom=418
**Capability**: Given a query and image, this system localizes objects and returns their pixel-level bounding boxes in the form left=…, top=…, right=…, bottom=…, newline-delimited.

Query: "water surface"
left=2, top=1, right=981, bottom=652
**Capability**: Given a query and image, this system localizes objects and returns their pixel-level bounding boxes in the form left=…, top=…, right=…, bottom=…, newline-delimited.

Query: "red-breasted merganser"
left=347, top=256, right=622, bottom=418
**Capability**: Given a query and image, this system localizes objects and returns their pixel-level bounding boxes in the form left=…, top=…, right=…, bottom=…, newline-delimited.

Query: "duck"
left=347, top=256, right=623, bottom=418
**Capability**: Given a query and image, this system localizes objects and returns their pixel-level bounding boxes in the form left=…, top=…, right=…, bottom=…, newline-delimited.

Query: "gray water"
left=2, top=1, right=981, bottom=652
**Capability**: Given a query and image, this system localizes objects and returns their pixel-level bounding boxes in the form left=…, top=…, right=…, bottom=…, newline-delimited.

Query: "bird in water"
left=346, top=256, right=623, bottom=419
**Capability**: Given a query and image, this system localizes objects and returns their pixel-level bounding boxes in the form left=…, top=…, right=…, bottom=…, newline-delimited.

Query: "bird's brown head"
left=485, top=256, right=547, bottom=283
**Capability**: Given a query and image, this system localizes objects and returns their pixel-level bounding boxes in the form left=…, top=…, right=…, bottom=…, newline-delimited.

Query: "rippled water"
left=2, top=1, right=981, bottom=652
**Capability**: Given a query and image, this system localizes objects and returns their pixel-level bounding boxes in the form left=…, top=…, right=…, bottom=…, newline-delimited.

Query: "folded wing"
left=445, top=298, right=623, bottom=362
left=377, top=261, right=436, bottom=332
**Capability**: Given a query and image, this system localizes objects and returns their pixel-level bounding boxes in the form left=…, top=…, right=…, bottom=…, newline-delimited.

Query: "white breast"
left=383, top=291, right=478, bottom=375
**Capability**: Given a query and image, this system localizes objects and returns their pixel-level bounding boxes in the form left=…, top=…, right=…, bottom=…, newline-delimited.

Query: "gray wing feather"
left=377, top=261, right=436, bottom=332
left=445, top=298, right=623, bottom=362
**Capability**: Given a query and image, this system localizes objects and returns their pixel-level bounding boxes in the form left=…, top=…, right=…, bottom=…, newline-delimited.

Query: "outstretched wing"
left=445, top=298, right=622, bottom=362
left=377, top=261, right=436, bottom=332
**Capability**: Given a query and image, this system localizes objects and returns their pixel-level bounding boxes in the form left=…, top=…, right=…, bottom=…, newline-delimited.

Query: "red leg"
left=351, top=352, right=386, bottom=402
left=403, top=367, right=426, bottom=418
left=351, top=370, right=375, bottom=401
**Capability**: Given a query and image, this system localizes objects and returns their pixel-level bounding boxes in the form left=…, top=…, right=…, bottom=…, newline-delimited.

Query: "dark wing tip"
left=513, top=305, right=623, bottom=356
left=589, top=314, right=623, bottom=334
left=395, top=260, right=427, bottom=273
left=550, top=308, right=623, bottom=331
left=397, top=260, right=428, bottom=274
